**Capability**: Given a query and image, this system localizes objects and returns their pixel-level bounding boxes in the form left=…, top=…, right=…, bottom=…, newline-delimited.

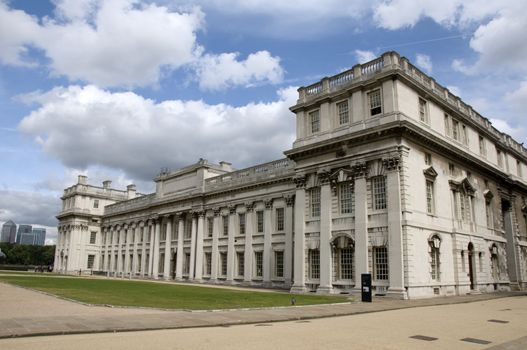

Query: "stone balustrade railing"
left=63, top=184, right=128, bottom=199
left=205, top=158, right=295, bottom=191
left=104, top=193, right=155, bottom=215
left=296, top=51, right=527, bottom=158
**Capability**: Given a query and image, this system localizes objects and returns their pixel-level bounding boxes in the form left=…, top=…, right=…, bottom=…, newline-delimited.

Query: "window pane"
left=368, top=90, right=382, bottom=116
left=276, top=208, right=284, bottom=231
left=311, top=187, right=321, bottom=217
left=309, top=249, right=320, bottom=279
left=340, top=182, right=354, bottom=214
left=337, top=100, right=349, bottom=125
left=255, top=251, right=263, bottom=277
left=372, top=176, right=386, bottom=210
left=310, top=110, right=320, bottom=133
left=275, top=251, right=284, bottom=277
left=373, top=247, right=388, bottom=280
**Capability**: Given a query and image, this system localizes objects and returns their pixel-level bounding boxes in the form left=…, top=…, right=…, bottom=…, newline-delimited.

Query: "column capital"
left=285, top=195, right=295, bottom=207
left=213, top=207, right=221, bottom=216
left=293, top=174, right=307, bottom=189
left=351, top=161, right=368, bottom=178
left=264, top=199, right=273, bottom=209
left=317, top=167, right=331, bottom=185
left=228, top=205, right=237, bottom=215
left=382, top=157, right=400, bottom=172
left=245, top=202, right=255, bottom=212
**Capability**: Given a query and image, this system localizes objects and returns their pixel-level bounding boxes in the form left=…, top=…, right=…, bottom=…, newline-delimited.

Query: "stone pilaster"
left=195, top=212, right=205, bottom=281
left=354, top=165, right=368, bottom=290
left=211, top=209, right=220, bottom=281
left=189, top=213, right=197, bottom=279
left=148, top=221, right=155, bottom=277
left=152, top=220, right=161, bottom=279
left=317, top=170, right=333, bottom=294
left=132, top=224, right=139, bottom=276
left=227, top=206, right=236, bottom=282
left=291, top=174, right=307, bottom=293
left=263, top=199, right=273, bottom=285
left=124, top=225, right=131, bottom=277
left=244, top=202, right=254, bottom=283
left=140, top=223, right=147, bottom=277
left=175, top=215, right=184, bottom=280
left=163, top=216, right=172, bottom=280
left=284, top=195, right=294, bottom=287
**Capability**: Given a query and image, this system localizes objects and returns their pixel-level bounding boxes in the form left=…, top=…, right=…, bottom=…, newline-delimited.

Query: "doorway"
left=468, top=243, right=475, bottom=290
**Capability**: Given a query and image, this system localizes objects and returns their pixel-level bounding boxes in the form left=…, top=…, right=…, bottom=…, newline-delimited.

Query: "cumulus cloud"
left=195, top=51, right=284, bottom=90
left=18, top=85, right=298, bottom=181
left=415, top=54, right=432, bottom=74
left=0, top=190, right=60, bottom=228
left=354, top=50, right=376, bottom=64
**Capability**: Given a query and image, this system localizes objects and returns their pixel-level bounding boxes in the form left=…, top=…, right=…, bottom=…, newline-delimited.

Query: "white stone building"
left=56, top=51, right=527, bottom=299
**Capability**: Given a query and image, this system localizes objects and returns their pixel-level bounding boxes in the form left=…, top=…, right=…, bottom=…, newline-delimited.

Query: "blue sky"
left=1, top=0, right=526, bottom=243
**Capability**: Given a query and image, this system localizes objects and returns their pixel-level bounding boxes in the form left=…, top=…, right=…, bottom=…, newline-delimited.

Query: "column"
left=226, top=206, right=236, bottom=282
left=385, top=158, right=406, bottom=298
left=175, top=214, right=185, bottom=280
left=189, top=214, right=197, bottom=279
left=291, top=175, right=307, bottom=293
left=317, top=175, right=333, bottom=294
left=117, top=226, right=124, bottom=277
left=152, top=220, right=161, bottom=279
left=211, top=209, right=220, bottom=281
left=284, top=196, right=294, bottom=287
left=124, top=225, right=131, bottom=277
left=140, top=223, right=147, bottom=277
left=195, top=212, right=205, bottom=281
left=354, top=169, right=369, bottom=290
left=163, top=216, right=173, bottom=280
left=263, top=200, right=273, bottom=285
left=244, top=203, right=254, bottom=283
left=110, top=227, right=116, bottom=276
left=148, top=221, right=155, bottom=277
left=132, top=224, right=139, bottom=276
left=104, top=228, right=110, bottom=275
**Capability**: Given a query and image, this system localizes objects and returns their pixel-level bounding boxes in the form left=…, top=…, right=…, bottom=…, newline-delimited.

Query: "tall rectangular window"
left=444, top=114, right=450, bottom=136
left=340, top=181, right=354, bottom=214
left=205, top=252, right=212, bottom=275
left=517, top=160, right=522, bottom=177
left=237, top=252, right=244, bottom=277
left=430, top=244, right=440, bottom=280
left=274, top=251, right=284, bottom=278
left=160, top=225, right=166, bottom=241
left=238, top=213, right=246, bottom=235
left=255, top=251, right=263, bottom=277
left=89, top=231, right=97, bottom=244
left=479, top=135, right=486, bottom=157
left=308, top=249, right=320, bottom=279
left=310, top=187, right=321, bottom=217
left=497, top=149, right=503, bottom=168
left=372, top=176, right=386, bottom=210
left=339, top=247, right=354, bottom=280
left=222, top=216, right=229, bottom=236
left=373, top=247, right=388, bottom=280
left=256, top=210, right=264, bottom=233
left=93, top=199, right=99, bottom=209
left=220, top=252, right=227, bottom=276
left=462, top=125, right=468, bottom=145
left=452, top=119, right=459, bottom=141
left=337, top=100, right=349, bottom=125
left=87, top=254, right=95, bottom=269
left=418, top=98, right=427, bottom=123
left=486, top=200, right=493, bottom=228
left=426, top=180, right=435, bottom=214
left=368, top=89, right=382, bottom=116
left=309, top=110, right=320, bottom=133
left=424, top=152, right=432, bottom=166
left=207, top=217, right=213, bottom=237
left=184, top=253, right=190, bottom=274
left=275, top=208, right=284, bottom=231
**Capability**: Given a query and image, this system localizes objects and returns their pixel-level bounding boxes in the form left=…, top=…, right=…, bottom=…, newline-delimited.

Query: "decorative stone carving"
left=293, top=174, right=307, bottom=188
left=228, top=205, right=237, bottom=215
left=382, top=157, right=400, bottom=171
left=245, top=202, right=255, bottom=212
left=213, top=208, right=221, bottom=216
left=351, top=161, right=368, bottom=177
left=264, top=199, right=273, bottom=209
left=316, top=167, right=331, bottom=185
left=285, top=195, right=295, bottom=207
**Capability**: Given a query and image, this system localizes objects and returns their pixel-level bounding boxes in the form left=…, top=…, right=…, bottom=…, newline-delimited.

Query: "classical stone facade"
left=56, top=52, right=527, bottom=299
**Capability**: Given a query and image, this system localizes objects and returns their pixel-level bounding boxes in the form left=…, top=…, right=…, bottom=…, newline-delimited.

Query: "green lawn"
left=0, top=275, right=349, bottom=310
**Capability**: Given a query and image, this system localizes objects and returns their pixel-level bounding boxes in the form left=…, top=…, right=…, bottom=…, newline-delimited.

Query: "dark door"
left=468, top=243, right=475, bottom=289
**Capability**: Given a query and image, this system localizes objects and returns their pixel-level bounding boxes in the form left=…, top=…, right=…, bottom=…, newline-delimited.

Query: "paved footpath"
left=1, top=279, right=526, bottom=340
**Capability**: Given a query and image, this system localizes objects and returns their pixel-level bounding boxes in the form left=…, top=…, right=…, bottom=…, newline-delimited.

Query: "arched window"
left=429, top=235, right=441, bottom=281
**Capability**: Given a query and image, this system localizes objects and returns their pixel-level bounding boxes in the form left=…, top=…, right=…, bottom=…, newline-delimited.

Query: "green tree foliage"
left=0, top=243, right=55, bottom=266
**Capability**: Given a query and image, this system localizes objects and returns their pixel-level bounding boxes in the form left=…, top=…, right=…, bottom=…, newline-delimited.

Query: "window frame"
left=418, top=97, right=428, bottom=124
left=339, top=181, right=354, bottom=214
left=372, top=246, right=388, bottom=281
left=275, top=207, right=285, bottom=231
left=368, top=89, right=382, bottom=116
left=254, top=251, right=263, bottom=278
left=310, top=187, right=321, bottom=217
left=337, top=100, right=349, bottom=125
left=371, top=176, right=387, bottom=210
left=309, top=109, right=320, bottom=134
left=274, top=250, right=284, bottom=278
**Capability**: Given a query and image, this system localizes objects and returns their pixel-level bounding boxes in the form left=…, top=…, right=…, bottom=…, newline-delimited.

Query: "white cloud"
left=19, top=85, right=298, bottom=181
left=415, top=53, right=432, bottom=74
left=505, top=81, right=527, bottom=114
left=0, top=190, right=60, bottom=228
left=195, top=51, right=284, bottom=90
left=354, top=50, right=376, bottom=64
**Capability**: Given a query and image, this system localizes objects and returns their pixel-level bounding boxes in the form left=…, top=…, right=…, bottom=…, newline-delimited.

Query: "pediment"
left=461, top=178, right=476, bottom=194
left=423, top=166, right=438, bottom=179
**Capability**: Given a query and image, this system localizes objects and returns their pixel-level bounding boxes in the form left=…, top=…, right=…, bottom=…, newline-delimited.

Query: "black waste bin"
left=361, top=273, right=372, bottom=302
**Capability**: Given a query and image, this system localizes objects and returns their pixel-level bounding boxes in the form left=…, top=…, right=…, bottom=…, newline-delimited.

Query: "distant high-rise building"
left=16, top=224, right=33, bottom=244
left=1, top=220, right=17, bottom=243
left=32, top=228, right=46, bottom=246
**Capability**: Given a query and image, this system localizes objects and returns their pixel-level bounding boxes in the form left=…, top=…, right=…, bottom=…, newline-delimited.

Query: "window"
left=486, top=200, right=493, bottom=228
left=220, top=252, right=227, bottom=276
left=444, top=114, right=450, bottom=136
left=309, top=110, right=320, bottom=133
left=310, top=187, right=321, bottom=217
left=462, top=125, right=468, bottom=145
left=207, top=217, right=213, bottom=237
left=184, top=253, right=190, bottom=275
left=308, top=249, right=320, bottom=279
left=373, top=247, right=388, bottom=280
left=93, top=199, right=99, bottom=209
left=89, top=231, right=97, bottom=244
left=418, top=98, right=427, bottom=123
left=257, top=210, right=264, bottom=233
left=160, top=224, right=166, bottom=241
left=426, top=180, right=435, bottom=214
left=517, top=160, right=522, bottom=177
left=339, top=181, right=354, bottom=214
left=87, top=255, right=95, bottom=269
left=429, top=236, right=441, bottom=281
left=239, top=213, right=246, bottom=235
left=424, top=152, right=432, bottom=166
left=237, top=252, right=244, bottom=277
left=140, top=227, right=144, bottom=242
left=448, top=163, right=456, bottom=176
left=275, top=208, right=285, bottom=231
left=452, top=119, right=459, bottom=141
left=204, top=252, right=212, bottom=275
left=274, top=251, right=284, bottom=278
left=372, top=176, right=386, bottom=210
left=338, top=247, right=354, bottom=280
left=497, top=149, right=503, bottom=168
left=255, top=251, right=263, bottom=277
left=479, top=135, right=487, bottom=157
left=222, top=216, right=229, bottom=236
left=337, top=100, right=349, bottom=125
left=368, top=89, right=382, bottom=116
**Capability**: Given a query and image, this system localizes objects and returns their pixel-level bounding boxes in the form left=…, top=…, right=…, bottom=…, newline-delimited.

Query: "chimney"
left=127, top=184, right=137, bottom=199
left=219, top=161, right=232, bottom=172
left=77, top=175, right=87, bottom=185
left=103, top=180, right=112, bottom=189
